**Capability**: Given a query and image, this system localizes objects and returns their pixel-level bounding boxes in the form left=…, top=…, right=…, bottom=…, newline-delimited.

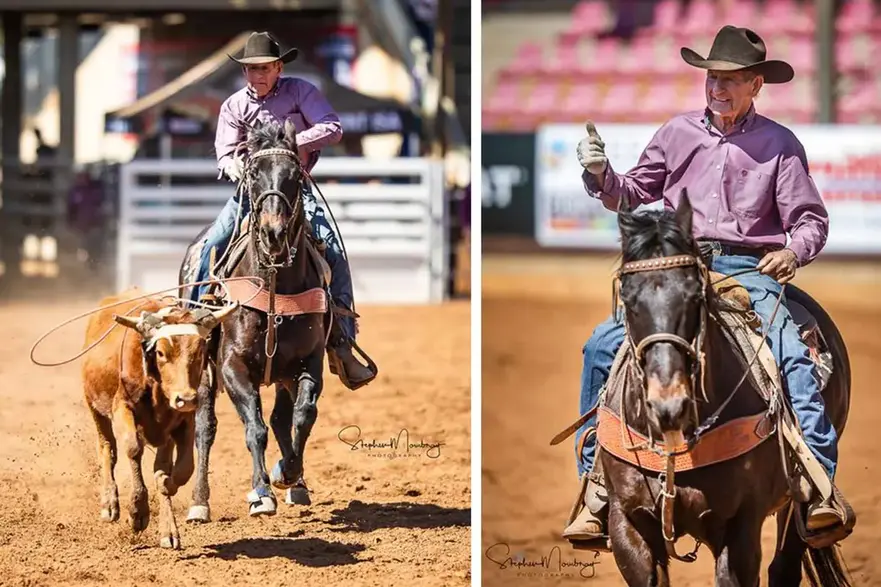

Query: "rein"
left=614, top=253, right=786, bottom=563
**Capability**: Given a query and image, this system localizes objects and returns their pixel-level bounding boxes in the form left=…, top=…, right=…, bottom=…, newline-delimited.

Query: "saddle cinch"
left=560, top=273, right=855, bottom=551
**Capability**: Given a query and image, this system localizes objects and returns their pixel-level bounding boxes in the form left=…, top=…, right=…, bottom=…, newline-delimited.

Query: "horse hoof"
left=160, top=535, right=181, bottom=549
left=270, top=460, right=295, bottom=490
left=186, top=505, right=211, bottom=524
left=285, top=486, right=311, bottom=506
left=247, top=490, right=277, bottom=517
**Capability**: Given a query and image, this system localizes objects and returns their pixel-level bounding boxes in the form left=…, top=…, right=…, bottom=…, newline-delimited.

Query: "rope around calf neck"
left=29, top=276, right=265, bottom=368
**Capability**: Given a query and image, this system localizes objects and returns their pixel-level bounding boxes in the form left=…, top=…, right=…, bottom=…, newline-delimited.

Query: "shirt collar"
left=702, top=103, right=757, bottom=135
left=246, top=77, right=282, bottom=102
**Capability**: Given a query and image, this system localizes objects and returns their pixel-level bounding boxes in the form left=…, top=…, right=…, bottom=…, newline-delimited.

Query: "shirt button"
left=708, top=219, right=714, bottom=223
left=712, top=193, right=718, bottom=198
left=716, top=165, right=721, bottom=170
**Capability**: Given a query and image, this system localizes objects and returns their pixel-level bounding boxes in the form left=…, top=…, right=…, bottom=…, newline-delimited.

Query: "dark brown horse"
left=602, top=193, right=851, bottom=586
left=178, top=118, right=329, bottom=519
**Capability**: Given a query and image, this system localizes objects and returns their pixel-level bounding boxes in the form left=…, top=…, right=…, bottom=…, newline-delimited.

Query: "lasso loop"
left=29, top=276, right=266, bottom=368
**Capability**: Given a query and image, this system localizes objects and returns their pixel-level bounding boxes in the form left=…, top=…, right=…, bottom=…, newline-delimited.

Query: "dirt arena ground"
left=0, top=296, right=470, bottom=587
left=483, top=253, right=881, bottom=586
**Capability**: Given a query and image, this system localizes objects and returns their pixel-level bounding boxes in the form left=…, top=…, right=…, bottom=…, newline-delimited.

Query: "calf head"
left=113, top=303, right=238, bottom=412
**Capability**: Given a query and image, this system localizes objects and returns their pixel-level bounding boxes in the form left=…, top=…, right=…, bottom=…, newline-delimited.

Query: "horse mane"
left=619, top=208, right=697, bottom=262
left=246, top=119, right=296, bottom=154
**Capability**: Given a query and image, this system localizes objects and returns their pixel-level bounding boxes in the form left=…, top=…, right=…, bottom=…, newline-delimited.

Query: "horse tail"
left=802, top=545, right=851, bottom=587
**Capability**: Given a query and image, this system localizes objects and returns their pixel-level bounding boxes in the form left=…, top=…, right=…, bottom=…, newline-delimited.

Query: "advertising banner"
left=483, top=133, right=536, bottom=237
left=535, top=123, right=881, bottom=255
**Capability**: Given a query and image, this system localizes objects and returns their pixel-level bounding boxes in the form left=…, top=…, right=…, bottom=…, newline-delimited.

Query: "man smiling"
left=564, top=25, right=848, bottom=547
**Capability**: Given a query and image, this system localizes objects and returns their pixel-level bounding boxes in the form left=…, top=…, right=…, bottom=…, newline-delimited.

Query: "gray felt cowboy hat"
left=680, top=25, right=794, bottom=84
left=228, top=32, right=298, bottom=65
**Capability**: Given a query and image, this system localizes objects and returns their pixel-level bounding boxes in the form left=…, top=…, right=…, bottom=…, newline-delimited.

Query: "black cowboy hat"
left=228, top=31, right=298, bottom=65
left=680, top=25, right=794, bottom=84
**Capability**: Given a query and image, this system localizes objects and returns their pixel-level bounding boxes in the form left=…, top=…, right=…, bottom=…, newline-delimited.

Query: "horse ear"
left=283, top=118, right=298, bottom=149
left=617, top=197, right=638, bottom=244
left=675, top=188, right=694, bottom=237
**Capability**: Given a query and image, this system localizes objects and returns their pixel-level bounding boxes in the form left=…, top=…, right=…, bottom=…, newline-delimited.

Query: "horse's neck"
left=700, top=313, right=767, bottom=420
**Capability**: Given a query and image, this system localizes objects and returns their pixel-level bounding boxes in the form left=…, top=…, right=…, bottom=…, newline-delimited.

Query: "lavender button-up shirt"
left=215, top=76, right=342, bottom=174
left=583, top=106, right=829, bottom=266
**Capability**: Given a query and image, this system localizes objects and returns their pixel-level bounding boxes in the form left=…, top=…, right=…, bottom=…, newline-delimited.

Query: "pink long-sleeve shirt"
left=583, top=106, right=829, bottom=266
left=215, top=76, right=342, bottom=174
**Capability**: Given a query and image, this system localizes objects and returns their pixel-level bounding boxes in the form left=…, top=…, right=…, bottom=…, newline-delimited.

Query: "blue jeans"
left=575, top=254, right=838, bottom=481
left=190, top=183, right=356, bottom=341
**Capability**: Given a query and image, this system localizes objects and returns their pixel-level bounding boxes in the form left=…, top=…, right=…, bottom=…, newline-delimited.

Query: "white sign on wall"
left=536, top=123, right=881, bottom=255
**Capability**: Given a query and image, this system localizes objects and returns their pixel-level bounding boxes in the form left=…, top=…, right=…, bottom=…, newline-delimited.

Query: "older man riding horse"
left=177, top=32, right=378, bottom=519
left=554, top=25, right=856, bottom=585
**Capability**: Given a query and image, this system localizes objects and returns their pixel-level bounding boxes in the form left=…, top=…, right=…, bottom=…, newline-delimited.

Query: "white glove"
left=224, top=157, right=244, bottom=183
left=576, top=121, right=608, bottom=176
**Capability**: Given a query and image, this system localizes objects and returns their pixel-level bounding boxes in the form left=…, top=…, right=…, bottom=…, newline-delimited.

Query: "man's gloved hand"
left=224, top=157, right=244, bottom=183
left=576, top=121, right=608, bottom=176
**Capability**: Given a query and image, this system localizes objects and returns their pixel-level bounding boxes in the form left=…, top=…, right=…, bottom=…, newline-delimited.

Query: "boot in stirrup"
left=562, top=466, right=610, bottom=551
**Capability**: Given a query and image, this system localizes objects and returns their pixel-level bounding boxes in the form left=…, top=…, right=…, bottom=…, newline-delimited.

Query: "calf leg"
left=172, top=419, right=195, bottom=489
left=153, top=440, right=181, bottom=549
left=188, top=376, right=216, bottom=523
left=113, top=404, right=149, bottom=533
left=89, top=406, right=119, bottom=522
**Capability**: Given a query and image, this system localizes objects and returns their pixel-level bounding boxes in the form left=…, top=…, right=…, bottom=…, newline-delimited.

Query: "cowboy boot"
left=807, top=493, right=844, bottom=531
left=326, top=316, right=377, bottom=390
left=562, top=466, right=609, bottom=549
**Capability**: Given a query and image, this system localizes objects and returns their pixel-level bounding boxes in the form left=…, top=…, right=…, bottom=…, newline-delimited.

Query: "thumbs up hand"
left=577, top=121, right=608, bottom=176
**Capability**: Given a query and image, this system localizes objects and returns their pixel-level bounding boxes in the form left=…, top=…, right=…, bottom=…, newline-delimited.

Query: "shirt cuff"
left=786, top=241, right=808, bottom=267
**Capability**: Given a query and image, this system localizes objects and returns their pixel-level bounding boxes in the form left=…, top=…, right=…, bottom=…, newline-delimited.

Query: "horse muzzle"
left=645, top=373, right=694, bottom=436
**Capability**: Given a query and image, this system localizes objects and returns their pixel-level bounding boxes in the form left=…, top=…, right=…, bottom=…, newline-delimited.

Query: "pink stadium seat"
left=722, top=0, right=759, bottom=26
left=582, top=37, right=619, bottom=79
left=500, top=42, right=543, bottom=79
left=763, top=0, right=814, bottom=36
left=652, top=0, right=682, bottom=33
left=543, top=40, right=582, bottom=79
left=683, top=0, right=718, bottom=37
left=570, top=0, right=608, bottom=36
left=784, top=36, right=816, bottom=75
left=520, top=83, right=561, bottom=123
left=837, top=0, right=874, bottom=34
left=484, top=81, right=521, bottom=117
left=837, top=81, right=875, bottom=123
left=561, top=83, right=602, bottom=123
left=602, top=84, right=640, bottom=122
left=642, top=82, right=681, bottom=122
left=834, top=38, right=862, bottom=74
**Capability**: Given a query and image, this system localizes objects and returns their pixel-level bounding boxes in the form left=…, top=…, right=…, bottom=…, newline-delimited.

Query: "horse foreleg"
left=714, top=512, right=763, bottom=587
left=608, top=499, right=670, bottom=587
left=187, top=375, right=217, bottom=523
left=286, top=355, right=323, bottom=498
left=224, top=354, right=275, bottom=517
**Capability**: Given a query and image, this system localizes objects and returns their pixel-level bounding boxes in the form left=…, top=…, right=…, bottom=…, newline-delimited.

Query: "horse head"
left=616, top=190, right=709, bottom=446
left=244, top=118, right=305, bottom=264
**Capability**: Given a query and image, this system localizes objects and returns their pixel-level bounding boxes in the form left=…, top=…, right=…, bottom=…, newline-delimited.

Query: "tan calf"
left=81, top=288, right=236, bottom=548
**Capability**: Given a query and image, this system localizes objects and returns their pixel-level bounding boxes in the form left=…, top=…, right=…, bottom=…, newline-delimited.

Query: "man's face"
left=244, top=61, right=282, bottom=97
left=705, top=69, right=763, bottom=122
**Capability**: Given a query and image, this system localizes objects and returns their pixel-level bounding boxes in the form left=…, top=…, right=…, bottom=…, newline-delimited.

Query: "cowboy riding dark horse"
left=184, top=31, right=376, bottom=391
left=555, top=25, right=856, bottom=579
